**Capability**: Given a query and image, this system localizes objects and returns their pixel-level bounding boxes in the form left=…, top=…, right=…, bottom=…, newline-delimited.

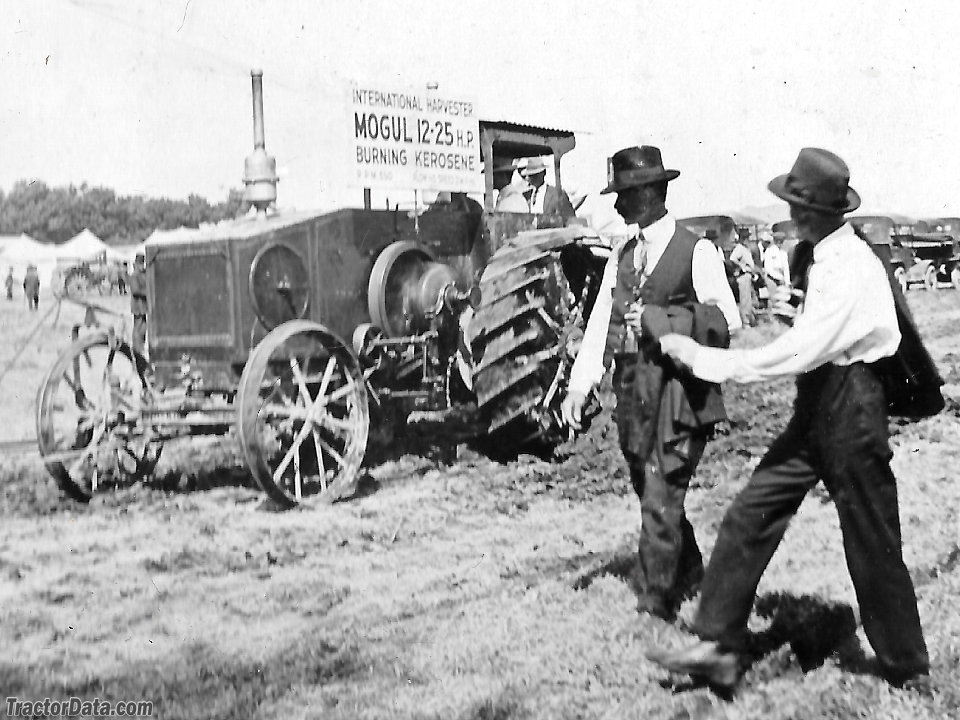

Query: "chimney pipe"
left=243, top=69, right=278, bottom=216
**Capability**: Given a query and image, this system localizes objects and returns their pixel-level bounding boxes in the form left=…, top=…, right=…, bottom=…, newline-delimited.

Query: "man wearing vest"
left=648, top=148, right=931, bottom=691
left=561, top=145, right=740, bottom=621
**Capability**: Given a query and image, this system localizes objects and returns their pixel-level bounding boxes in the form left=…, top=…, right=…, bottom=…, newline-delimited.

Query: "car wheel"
left=894, top=267, right=908, bottom=294
left=951, top=266, right=960, bottom=290
left=923, top=265, right=939, bottom=291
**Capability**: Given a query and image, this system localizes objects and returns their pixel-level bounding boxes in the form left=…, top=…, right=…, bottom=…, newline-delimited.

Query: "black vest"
left=604, top=224, right=699, bottom=365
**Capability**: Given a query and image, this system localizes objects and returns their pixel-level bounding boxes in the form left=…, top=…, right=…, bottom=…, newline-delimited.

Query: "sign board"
left=347, top=83, right=481, bottom=193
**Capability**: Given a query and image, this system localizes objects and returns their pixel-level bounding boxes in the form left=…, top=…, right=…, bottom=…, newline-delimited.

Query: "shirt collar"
left=813, top=222, right=856, bottom=262
left=636, top=212, right=675, bottom=246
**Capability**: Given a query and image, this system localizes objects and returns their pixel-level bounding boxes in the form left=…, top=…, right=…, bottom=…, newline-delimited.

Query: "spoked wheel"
left=950, top=265, right=960, bottom=290
left=37, top=331, right=161, bottom=502
left=923, top=265, right=939, bottom=291
left=236, top=320, right=369, bottom=506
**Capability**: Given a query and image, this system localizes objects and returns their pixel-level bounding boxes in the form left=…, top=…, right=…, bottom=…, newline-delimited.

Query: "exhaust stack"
left=243, top=69, right=278, bottom=215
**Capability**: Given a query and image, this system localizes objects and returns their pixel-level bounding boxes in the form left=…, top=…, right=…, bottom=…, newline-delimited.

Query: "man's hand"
left=659, top=334, right=700, bottom=371
left=560, top=390, right=588, bottom=431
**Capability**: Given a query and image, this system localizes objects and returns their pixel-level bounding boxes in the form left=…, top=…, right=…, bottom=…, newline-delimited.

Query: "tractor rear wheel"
left=924, top=265, right=939, bottom=291
left=468, top=243, right=584, bottom=454
left=236, top=320, right=369, bottom=506
left=950, top=265, right=960, bottom=290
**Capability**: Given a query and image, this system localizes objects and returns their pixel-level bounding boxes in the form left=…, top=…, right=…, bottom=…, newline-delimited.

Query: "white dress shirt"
left=762, top=243, right=790, bottom=283
left=568, top=213, right=741, bottom=394
left=687, top=223, right=900, bottom=384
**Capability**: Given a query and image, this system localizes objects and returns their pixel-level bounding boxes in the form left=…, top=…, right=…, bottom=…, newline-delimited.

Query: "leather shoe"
left=646, top=640, right=742, bottom=688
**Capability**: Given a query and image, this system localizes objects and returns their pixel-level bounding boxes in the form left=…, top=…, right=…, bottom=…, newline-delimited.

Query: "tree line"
left=0, top=180, right=251, bottom=246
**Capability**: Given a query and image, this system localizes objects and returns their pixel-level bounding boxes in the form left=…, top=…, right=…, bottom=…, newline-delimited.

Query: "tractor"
left=37, top=71, right=608, bottom=507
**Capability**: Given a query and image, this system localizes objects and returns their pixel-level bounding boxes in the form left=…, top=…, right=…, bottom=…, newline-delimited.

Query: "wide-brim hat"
left=519, top=157, right=548, bottom=177
left=600, top=145, right=680, bottom=194
left=490, top=157, right=517, bottom=173
left=768, top=147, right=861, bottom=214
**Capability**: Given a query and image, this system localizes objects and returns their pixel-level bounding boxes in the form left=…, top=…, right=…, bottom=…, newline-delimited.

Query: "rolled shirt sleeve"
left=688, top=229, right=900, bottom=384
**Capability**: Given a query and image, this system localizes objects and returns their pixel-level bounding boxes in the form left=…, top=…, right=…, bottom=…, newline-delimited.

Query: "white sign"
left=347, top=83, right=481, bottom=193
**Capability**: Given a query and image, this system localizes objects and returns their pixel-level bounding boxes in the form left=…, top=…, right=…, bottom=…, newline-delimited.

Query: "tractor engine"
left=355, top=241, right=481, bottom=445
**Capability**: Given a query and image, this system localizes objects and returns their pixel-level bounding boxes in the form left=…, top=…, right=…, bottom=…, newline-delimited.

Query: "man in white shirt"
left=729, top=236, right=757, bottom=326
left=520, top=157, right=575, bottom=216
left=649, top=148, right=929, bottom=690
left=561, top=145, right=740, bottom=620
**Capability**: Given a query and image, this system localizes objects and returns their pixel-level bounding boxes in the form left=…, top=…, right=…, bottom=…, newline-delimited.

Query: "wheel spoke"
left=318, top=413, right=356, bottom=433
left=271, top=417, right=314, bottom=484
left=292, top=440, right=302, bottom=501
left=315, top=435, right=346, bottom=467
left=312, top=428, right=326, bottom=491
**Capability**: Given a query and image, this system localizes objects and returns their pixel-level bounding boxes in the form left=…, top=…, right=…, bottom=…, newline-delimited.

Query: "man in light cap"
left=648, top=148, right=931, bottom=691
left=520, top=157, right=574, bottom=216
left=562, top=145, right=740, bottom=621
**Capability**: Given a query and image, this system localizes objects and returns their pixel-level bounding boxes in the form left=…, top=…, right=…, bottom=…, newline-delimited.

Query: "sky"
left=3, top=0, right=960, bottom=232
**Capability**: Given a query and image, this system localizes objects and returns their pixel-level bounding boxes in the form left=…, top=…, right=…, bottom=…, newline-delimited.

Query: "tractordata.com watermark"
left=5, top=697, right=153, bottom=717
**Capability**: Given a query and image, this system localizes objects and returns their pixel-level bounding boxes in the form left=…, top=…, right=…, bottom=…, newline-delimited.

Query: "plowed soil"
left=1, top=290, right=958, bottom=719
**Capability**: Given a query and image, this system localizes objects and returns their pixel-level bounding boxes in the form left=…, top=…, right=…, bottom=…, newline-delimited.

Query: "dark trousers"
left=626, top=435, right=707, bottom=614
left=693, top=363, right=928, bottom=680
left=132, top=314, right=147, bottom=355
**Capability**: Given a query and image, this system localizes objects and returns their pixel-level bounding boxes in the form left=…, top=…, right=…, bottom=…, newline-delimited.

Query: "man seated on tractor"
left=520, top=157, right=575, bottom=216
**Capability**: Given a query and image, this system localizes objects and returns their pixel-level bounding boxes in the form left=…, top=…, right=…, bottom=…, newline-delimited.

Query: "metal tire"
left=950, top=266, right=960, bottom=290
left=236, top=319, right=369, bottom=506
left=37, top=331, right=160, bottom=502
left=924, top=265, right=939, bottom=291
left=467, top=244, right=574, bottom=453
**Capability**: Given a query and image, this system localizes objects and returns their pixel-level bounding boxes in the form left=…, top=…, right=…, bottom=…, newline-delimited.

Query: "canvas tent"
left=0, top=234, right=59, bottom=289
left=57, top=228, right=110, bottom=262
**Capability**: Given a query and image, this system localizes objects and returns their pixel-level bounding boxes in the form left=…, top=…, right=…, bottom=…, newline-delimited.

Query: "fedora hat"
left=768, top=147, right=861, bottom=214
left=519, top=157, right=547, bottom=177
left=600, top=145, right=680, bottom=195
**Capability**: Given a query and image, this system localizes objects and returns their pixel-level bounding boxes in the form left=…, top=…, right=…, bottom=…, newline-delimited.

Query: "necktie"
left=635, top=233, right=649, bottom=288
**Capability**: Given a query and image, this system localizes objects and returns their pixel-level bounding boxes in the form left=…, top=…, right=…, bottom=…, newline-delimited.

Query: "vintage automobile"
left=915, top=217, right=960, bottom=288
left=849, top=215, right=926, bottom=293
left=36, top=71, right=607, bottom=507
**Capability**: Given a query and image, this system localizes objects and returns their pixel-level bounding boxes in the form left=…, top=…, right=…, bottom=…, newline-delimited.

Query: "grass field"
left=0, top=289, right=958, bottom=719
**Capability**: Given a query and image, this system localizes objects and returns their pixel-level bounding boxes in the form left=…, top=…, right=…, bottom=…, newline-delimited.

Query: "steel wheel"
left=37, top=331, right=161, bottom=502
left=950, top=265, right=960, bottom=290
left=924, top=265, right=939, bottom=291
left=236, top=320, right=369, bottom=506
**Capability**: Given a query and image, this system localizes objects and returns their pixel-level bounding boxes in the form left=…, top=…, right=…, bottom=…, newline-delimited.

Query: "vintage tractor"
left=36, top=71, right=607, bottom=507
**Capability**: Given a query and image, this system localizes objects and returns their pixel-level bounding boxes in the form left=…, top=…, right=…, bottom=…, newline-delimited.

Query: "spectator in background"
left=492, top=158, right=530, bottom=213
left=129, top=252, right=148, bottom=355
left=730, top=235, right=757, bottom=327
left=23, top=264, right=40, bottom=311
left=761, top=231, right=790, bottom=302
left=520, top=157, right=575, bottom=216
left=5, top=267, right=14, bottom=300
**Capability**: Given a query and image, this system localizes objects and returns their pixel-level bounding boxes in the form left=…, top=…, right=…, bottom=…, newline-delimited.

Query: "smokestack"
left=243, top=69, right=278, bottom=216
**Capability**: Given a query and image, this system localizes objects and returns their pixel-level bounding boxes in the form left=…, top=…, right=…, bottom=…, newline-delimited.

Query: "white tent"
left=57, top=228, right=109, bottom=262
left=0, top=234, right=60, bottom=288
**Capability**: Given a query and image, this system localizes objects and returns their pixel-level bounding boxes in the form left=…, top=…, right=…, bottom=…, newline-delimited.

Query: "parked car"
left=917, top=217, right=960, bottom=288
left=849, top=215, right=924, bottom=293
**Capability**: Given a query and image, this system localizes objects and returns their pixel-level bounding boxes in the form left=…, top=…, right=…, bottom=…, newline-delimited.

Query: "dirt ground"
left=1, top=289, right=959, bottom=719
